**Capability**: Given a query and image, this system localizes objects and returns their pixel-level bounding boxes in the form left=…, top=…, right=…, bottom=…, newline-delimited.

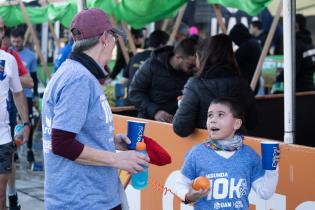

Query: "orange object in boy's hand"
left=192, top=176, right=210, bottom=190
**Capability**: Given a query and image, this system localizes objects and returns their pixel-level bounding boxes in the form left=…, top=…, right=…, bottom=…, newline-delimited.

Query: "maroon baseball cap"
left=70, top=8, right=124, bottom=41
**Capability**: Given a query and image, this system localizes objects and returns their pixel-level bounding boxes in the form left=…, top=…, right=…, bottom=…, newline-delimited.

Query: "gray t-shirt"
left=42, top=59, right=121, bottom=210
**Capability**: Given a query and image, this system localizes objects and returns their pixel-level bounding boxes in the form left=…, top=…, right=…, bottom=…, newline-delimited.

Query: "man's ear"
left=100, top=33, right=108, bottom=46
left=234, top=119, right=242, bottom=130
left=174, top=54, right=183, bottom=63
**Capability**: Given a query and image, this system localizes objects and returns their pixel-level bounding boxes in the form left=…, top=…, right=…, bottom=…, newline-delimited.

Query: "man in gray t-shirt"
left=42, top=9, right=149, bottom=210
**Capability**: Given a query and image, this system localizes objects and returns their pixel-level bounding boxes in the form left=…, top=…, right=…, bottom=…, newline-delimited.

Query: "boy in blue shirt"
left=175, top=97, right=279, bottom=210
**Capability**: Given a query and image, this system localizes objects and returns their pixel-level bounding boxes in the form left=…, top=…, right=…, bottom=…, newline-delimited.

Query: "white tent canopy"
left=269, top=0, right=315, bottom=16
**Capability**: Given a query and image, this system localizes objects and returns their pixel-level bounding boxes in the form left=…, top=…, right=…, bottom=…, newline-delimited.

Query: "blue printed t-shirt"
left=182, top=144, right=264, bottom=210
left=18, top=48, right=37, bottom=98
left=42, top=59, right=121, bottom=210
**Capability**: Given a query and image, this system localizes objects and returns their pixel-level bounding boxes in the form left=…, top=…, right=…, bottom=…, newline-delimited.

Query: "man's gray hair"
left=72, top=36, right=99, bottom=53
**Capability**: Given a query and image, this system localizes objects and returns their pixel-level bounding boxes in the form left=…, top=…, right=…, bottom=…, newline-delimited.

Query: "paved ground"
left=7, top=122, right=45, bottom=210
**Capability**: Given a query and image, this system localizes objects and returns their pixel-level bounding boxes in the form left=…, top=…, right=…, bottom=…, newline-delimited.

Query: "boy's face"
left=206, top=103, right=242, bottom=140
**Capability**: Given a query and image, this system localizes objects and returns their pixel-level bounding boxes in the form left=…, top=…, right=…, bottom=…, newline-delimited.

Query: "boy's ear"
left=234, top=119, right=242, bottom=130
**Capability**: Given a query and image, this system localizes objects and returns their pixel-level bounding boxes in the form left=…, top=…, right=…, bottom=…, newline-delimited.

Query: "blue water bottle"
left=131, top=142, right=148, bottom=190
left=14, top=124, right=24, bottom=145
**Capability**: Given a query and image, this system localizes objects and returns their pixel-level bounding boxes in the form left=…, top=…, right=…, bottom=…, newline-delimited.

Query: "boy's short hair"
left=210, top=97, right=244, bottom=121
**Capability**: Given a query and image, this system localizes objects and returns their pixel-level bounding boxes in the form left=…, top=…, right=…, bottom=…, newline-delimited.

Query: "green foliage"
left=104, top=84, right=116, bottom=107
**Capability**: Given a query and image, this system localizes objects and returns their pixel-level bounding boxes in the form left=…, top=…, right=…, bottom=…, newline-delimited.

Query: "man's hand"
left=19, top=74, right=34, bottom=88
left=114, top=134, right=130, bottom=151
left=15, top=125, right=30, bottom=144
left=154, top=110, right=173, bottom=123
left=12, top=91, right=30, bottom=142
left=112, top=150, right=150, bottom=174
left=33, top=96, right=39, bottom=111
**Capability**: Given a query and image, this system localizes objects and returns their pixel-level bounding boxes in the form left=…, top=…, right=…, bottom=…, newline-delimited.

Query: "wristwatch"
left=23, top=122, right=31, bottom=127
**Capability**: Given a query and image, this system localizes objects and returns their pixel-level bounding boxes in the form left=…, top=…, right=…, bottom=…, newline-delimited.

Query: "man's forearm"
left=12, top=91, right=29, bottom=123
left=75, top=145, right=116, bottom=166
left=20, top=74, right=34, bottom=89
left=51, top=128, right=117, bottom=166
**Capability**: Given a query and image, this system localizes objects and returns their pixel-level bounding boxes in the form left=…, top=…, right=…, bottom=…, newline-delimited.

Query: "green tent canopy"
left=1, top=0, right=271, bottom=28
left=0, top=0, right=186, bottom=28
left=207, top=0, right=272, bottom=16
left=98, top=0, right=186, bottom=29
left=48, top=2, right=78, bottom=28
left=0, top=5, right=47, bottom=27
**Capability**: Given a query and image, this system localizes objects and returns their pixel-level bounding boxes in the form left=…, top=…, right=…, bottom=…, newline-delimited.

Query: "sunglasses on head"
left=106, top=30, right=118, bottom=40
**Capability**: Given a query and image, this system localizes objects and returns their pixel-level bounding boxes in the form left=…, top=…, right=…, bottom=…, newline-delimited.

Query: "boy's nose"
left=210, top=118, right=217, bottom=123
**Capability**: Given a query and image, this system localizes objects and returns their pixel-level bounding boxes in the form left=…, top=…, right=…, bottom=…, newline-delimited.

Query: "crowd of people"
left=0, top=7, right=314, bottom=210
left=173, top=34, right=257, bottom=137
left=0, top=17, right=38, bottom=210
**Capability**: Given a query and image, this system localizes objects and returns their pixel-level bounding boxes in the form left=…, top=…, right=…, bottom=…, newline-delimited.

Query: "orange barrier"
left=114, top=115, right=315, bottom=210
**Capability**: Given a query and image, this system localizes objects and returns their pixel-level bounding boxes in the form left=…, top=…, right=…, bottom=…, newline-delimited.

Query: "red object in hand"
left=143, top=136, right=172, bottom=166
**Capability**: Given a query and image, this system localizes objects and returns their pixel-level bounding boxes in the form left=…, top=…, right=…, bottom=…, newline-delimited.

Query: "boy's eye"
left=218, top=113, right=224, bottom=118
left=208, top=113, right=213, bottom=118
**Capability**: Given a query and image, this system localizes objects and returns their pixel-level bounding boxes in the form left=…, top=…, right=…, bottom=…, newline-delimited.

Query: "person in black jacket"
left=294, top=14, right=315, bottom=91
left=229, top=23, right=261, bottom=94
left=128, top=38, right=198, bottom=122
left=296, top=14, right=313, bottom=45
left=173, top=34, right=257, bottom=137
left=123, top=30, right=169, bottom=89
left=250, top=20, right=267, bottom=49
left=276, top=14, right=315, bottom=92
left=123, top=30, right=169, bottom=106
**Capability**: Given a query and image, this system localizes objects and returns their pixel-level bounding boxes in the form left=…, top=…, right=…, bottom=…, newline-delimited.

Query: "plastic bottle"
left=14, top=124, right=24, bottom=145
left=177, top=96, right=182, bottom=107
left=131, top=142, right=148, bottom=190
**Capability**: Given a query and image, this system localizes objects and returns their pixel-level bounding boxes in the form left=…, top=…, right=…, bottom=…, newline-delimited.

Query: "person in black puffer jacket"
left=173, top=34, right=257, bottom=137
left=276, top=14, right=315, bottom=92
left=229, top=23, right=262, bottom=94
left=129, top=38, right=198, bottom=122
